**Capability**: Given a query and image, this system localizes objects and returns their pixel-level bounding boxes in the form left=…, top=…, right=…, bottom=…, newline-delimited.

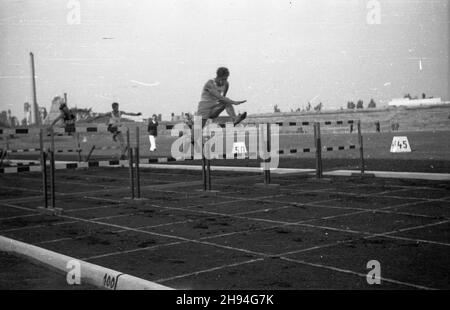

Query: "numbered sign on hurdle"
left=232, top=142, right=247, bottom=155
left=390, top=136, right=411, bottom=153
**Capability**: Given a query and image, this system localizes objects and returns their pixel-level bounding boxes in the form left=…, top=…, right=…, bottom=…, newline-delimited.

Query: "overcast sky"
left=0, top=0, right=448, bottom=120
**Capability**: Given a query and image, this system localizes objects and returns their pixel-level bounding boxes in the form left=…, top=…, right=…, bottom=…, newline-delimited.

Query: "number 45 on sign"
left=390, top=136, right=411, bottom=153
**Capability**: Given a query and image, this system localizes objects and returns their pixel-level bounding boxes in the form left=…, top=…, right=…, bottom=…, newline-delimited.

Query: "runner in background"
left=94, top=102, right=142, bottom=159
left=49, top=96, right=76, bottom=135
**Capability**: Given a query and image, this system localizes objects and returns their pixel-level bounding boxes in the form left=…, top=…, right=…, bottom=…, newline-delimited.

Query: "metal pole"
left=264, top=123, right=271, bottom=185
left=76, top=132, right=81, bottom=162
left=85, top=145, right=95, bottom=162
left=30, top=52, right=40, bottom=126
left=127, top=129, right=135, bottom=199
left=207, top=158, right=211, bottom=190
left=202, top=137, right=207, bottom=191
left=49, top=127, right=55, bottom=209
left=358, top=120, right=365, bottom=175
left=314, top=123, right=323, bottom=178
left=135, top=127, right=140, bottom=198
left=1, top=136, right=10, bottom=164
left=39, top=129, right=48, bottom=209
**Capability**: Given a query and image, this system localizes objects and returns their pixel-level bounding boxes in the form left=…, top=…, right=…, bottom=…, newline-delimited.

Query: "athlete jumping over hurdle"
left=197, top=67, right=247, bottom=128
left=97, top=102, right=142, bottom=159
left=49, top=96, right=76, bottom=135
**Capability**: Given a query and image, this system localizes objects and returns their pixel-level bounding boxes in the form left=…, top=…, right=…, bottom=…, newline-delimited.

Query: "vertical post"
left=39, top=129, right=48, bottom=209
left=76, top=132, right=81, bottom=162
left=127, top=129, right=135, bottom=199
left=264, top=123, right=271, bottom=185
left=201, top=136, right=207, bottom=191
left=49, top=127, right=56, bottom=209
left=314, top=123, right=323, bottom=178
left=135, top=126, right=141, bottom=198
left=64, top=93, right=68, bottom=105
left=5, top=135, right=10, bottom=153
left=30, top=52, right=40, bottom=126
left=85, top=145, right=95, bottom=162
left=207, top=158, right=211, bottom=190
left=358, top=120, right=365, bottom=175
left=2, top=135, right=10, bottom=164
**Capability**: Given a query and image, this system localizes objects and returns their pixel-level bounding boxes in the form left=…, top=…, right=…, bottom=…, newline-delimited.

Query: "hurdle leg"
left=38, top=128, right=62, bottom=215
left=39, top=129, right=48, bottom=209
left=135, top=126, right=141, bottom=199
left=50, top=147, right=56, bottom=209
left=0, top=149, right=6, bottom=166
left=202, top=153, right=207, bottom=191
left=256, top=123, right=279, bottom=188
left=42, top=151, right=48, bottom=209
left=85, top=145, right=95, bottom=162
left=2, top=135, right=10, bottom=164
left=314, top=123, right=323, bottom=178
left=50, top=127, right=58, bottom=212
left=127, top=129, right=135, bottom=199
left=264, top=123, right=271, bottom=185
left=76, top=132, right=82, bottom=162
left=207, top=158, right=211, bottom=191
left=358, top=120, right=365, bottom=174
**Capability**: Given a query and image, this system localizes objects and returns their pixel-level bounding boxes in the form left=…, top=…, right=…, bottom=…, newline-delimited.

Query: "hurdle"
left=37, top=127, right=62, bottom=215
left=122, top=126, right=146, bottom=200
left=254, top=123, right=280, bottom=187
left=197, top=120, right=362, bottom=188
left=84, top=145, right=123, bottom=162
left=134, top=126, right=141, bottom=198
left=29, top=126, right=143, bottom=211
left=352, top=120, right=374, bottom=178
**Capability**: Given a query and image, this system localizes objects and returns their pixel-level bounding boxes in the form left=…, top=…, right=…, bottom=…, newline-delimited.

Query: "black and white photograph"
left=0, top=0, right=449, bottom=298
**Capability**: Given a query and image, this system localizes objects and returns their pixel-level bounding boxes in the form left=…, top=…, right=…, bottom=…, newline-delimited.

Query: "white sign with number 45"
left=390, top=136, right=411, bottom=153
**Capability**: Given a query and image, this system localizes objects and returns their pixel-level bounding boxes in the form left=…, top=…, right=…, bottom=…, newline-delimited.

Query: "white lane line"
left=81, top=240, right=186, bottom=261
left=0, top=220, right=79, bottom=233
left=35, top=220, right=196, bottom=245
left=0, top=213, right=41, bottom=221
left=155, top=258, right=265, bottom=284
left=3, top=198, right=444, bottom=290
left=280, top=256, right=435, bottom=290
left=0, top=185, right=48, bottom=194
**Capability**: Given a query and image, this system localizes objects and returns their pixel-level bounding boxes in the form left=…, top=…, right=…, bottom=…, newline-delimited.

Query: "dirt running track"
left=0, top=167, right=449, bottom=290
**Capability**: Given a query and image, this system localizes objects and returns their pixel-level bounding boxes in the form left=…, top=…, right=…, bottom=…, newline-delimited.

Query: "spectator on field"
left=147, top=114, right=158, bottom=152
